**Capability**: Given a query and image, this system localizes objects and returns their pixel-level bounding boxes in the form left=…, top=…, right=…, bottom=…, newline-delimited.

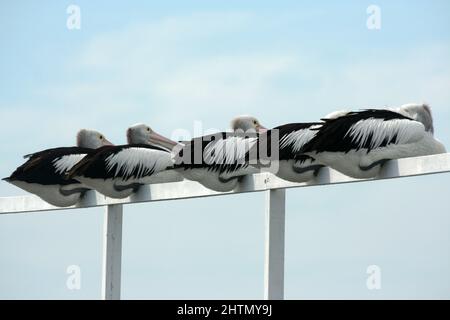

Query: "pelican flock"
left=3, top=103, right=447, bottom=206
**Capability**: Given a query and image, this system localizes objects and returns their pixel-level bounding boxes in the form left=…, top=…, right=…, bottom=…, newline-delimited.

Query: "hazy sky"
left=1, top=0, right=449, bottom=299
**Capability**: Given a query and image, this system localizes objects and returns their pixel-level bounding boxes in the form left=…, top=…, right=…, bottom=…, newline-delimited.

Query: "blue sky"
left=1, top=0, right=450, bottom=299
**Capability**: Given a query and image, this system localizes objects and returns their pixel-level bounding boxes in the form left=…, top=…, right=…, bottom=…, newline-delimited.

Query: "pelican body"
left=170, top=116, right=267, bottom=192
left=173, top=131, right=260, bottom=192
left=3, top=130, right=112, bottom=207
left=67, top=124, right=180, bottom=199
left=302, top=104, right=446, bottom=179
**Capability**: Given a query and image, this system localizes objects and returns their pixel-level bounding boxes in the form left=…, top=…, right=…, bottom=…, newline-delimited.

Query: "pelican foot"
left=359, top=159, right=390, bottom=171
left=59, top=187, right=90, bottom=196
left=113, top=182, right=143, bottom=192
left=293, top=164, right=324, bottom=175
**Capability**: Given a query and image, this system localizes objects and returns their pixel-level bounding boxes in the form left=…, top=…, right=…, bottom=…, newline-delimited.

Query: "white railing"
left=1, top=153, right=450, bottom=299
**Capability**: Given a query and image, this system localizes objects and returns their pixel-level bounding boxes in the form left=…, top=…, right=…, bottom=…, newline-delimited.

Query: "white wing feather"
left=346, top=118, right=425, bottom=150
left=53, top=154, right=87, bottom=174
left=204, top=137, right=257, bottom=165
left=105, top=148, right=173, bottom=178
left=279, top=128, right=318, bottom=152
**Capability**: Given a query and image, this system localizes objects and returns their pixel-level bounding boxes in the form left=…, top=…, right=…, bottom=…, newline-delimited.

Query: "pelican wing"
left=174, top=132, right=258, bottom=174
left=203, top=135, right=257, bottom=171
left=303, top=109, right=426, bottom=153
left=256, top=123, right=322, bottom=161
left=105, top=147, right=173, bottom=180
left=68, top=144, right=173, bottom=181
left=52, top=154, right=87, bottom=174
left=276, top=123, right=322, bottom=154
left=6, top=147, right=92, bottom=185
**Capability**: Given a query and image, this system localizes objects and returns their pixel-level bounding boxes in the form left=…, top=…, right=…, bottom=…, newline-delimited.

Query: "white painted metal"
left=1, top=153, right=450, bottom=300
left=264, top=189, right=286, bottom=300
left=101, top=204, right=123, bottom=300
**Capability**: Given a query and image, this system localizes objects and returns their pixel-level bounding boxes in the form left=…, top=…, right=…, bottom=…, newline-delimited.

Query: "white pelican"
left=302, top=103, right=447, bottom=179
left=67, top=124, right=180, bottom=199
left=3, top=130, right=113, bottom=207
left=173, top=116, right=267, bottom=192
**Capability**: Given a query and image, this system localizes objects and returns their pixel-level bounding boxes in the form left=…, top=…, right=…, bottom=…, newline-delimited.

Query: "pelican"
left=3, top=130, right=113, bottom=207
left=67, top=124, right=179, bottom=199
left=173, top=116, right=267, bottom=192
left=302, top=103, right=447, bottom=179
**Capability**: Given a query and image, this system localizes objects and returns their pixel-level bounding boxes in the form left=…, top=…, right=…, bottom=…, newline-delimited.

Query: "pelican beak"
left=149, top=131, right=178, bottom=151
left=256, top=124, right=268, bottom=133
left=103, top=138, right=114, bottom=146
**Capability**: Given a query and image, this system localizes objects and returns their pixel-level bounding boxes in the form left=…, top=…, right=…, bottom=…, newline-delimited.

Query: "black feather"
left=173, top=131, right=259, bottom=174
left=67, top=144, right=169, bottom=181
left=6, top=147, right=94, bottom=186
left=258, top=122, right=322, bottom=161
left=302, top=109, right=413, bottom=153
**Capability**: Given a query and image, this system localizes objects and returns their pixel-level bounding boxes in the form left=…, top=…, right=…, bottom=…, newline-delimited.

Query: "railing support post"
left=264, top=188, right=286, bottom=300
left=101, top=204, right=123, bottom=300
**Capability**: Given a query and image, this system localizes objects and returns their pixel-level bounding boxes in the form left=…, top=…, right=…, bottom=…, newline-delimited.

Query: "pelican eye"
left=100, top=135, right=103, bottom=139
left=253, top=120, right=258, bottom=125
left=147, top=127, right=150, bottom=131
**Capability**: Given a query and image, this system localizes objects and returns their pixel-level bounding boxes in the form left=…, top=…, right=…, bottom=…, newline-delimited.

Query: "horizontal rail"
left=1, top=153, right=450, bottom=214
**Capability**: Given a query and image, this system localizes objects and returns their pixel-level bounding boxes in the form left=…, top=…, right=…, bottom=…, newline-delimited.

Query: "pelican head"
left=398, top=103, right=434, bottom=134
left=230, top=115, right=267, bottom=133
left=127, top=123, right=178, bottom=151
left=77, top=129, right=113, bottom=148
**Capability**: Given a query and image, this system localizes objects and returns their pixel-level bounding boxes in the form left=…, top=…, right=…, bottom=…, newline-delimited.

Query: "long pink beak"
left=149, top=132, right=178, bottom=150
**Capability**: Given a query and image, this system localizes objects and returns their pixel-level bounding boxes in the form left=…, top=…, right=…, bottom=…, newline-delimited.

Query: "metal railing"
left=1, top=153, right=450, bottom=299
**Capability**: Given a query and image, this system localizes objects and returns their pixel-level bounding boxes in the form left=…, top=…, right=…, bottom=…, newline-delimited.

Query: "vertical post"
left=101, top=204, right=123, bottom=300
left=264, top=189, right=286, bottom=300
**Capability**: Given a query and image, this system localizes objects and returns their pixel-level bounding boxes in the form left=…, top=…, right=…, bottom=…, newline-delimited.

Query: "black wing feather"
left=5, top=147, right=93, bottom=185
left=67, top=144, right=169, bottom=180
left=302, top=109, right=413, bottom=153
left=173, top=131, right=259, bottom=174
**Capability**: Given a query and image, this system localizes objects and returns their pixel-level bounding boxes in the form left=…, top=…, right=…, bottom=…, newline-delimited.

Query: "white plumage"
left=53, top=154, right=87, bottom=175
left=346, top=118, right=425, bottom=150
left=203, top=136, right=257, bottom=165
left=105, top=147, right=174, bottom=179
left=279, top=127, right=319, bottom=153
